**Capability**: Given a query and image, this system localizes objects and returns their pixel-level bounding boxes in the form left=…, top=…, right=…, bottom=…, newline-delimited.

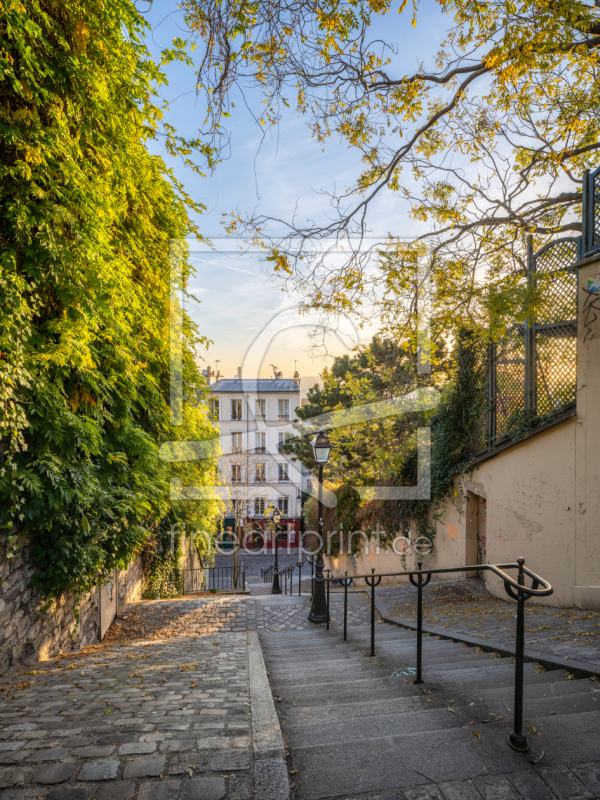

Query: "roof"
left=210, top=379, right=300, bottom=393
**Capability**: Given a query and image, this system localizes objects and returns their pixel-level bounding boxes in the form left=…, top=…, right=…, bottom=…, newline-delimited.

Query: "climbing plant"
left=295, top=333, right=487, bottom=544
left=0, top=0, right=221, bottom=604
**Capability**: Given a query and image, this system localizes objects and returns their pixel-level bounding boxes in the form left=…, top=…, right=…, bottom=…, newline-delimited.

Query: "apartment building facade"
left=208, top=375, right=304, bottom=548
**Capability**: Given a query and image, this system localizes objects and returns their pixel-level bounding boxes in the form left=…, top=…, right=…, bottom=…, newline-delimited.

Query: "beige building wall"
left=326, top=257, right=600, bottom=609
left=428, top=421, right=577, bottom=607
left=326, top=531, right=421, bottom=586
left=429, top=256, right=600, bottom=608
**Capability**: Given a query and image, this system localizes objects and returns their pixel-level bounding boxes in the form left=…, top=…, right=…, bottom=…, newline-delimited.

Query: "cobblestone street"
left=0, top=590, right=375, bottom=799
left=3, top=580, right=600, bottom=799
left=378, top=578, right=600, bottom=671
left=105, top=598, right=249, bottom=643
left=0, top=629, right=252, bottom=800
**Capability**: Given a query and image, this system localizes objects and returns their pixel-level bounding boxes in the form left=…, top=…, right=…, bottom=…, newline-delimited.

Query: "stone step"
left=281, top=682, right=597, bottom=743
left=288, top=709, right=600, bottom=800
left=288, top=726, right=514, bottom=799
left=471, top=675, right=599, bottom=704
left=272, top=667, right=394, bottom=688
left=268, top=662, right=570, bottom=706
left=268, top=654, right=517, bottom=687
left=269, top=657, right=524, bottom=689
left=264, top=640, right=474, bottom=663
left=280, top=695, right=424, bottom=726
left=274, top=676, right=419, bottom=706
left=259, top=626, right=409, bottom=646
left=283, top=706, right=464, bottom=747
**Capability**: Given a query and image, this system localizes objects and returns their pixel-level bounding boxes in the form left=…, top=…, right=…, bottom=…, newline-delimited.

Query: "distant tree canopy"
left=181, top=0, right=600, bottom=342
left=0, top=0, right=221, bottom=601
left=284, top=336, right=448, bottom=480
left=286, top=333, right=483, bottom=536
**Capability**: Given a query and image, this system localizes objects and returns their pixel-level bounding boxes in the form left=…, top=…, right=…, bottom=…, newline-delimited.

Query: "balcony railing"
left=278, top=414, right=289, bottom=421
left=255, top=446, right=267, bottom=454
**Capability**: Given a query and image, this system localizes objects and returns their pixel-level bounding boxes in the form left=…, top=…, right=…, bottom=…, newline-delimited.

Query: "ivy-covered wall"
left=0, top=0, right=222, bottom=633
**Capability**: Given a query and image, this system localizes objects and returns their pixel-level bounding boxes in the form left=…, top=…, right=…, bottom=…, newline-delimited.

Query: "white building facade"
left=208, top=376, right=304, bottom=543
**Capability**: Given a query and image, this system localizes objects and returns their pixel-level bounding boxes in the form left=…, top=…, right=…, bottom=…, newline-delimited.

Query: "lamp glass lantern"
left=271, top=507, right=281, bottom=524
left=311, top=430, right=331, bottom=464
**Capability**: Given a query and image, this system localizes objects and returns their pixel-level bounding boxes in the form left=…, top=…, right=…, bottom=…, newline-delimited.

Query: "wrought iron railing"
left=261, top=557, right=314, bottom=596
left=324, top=558, right=552, bottom=754
left=182, top=565, right=246, bottom=593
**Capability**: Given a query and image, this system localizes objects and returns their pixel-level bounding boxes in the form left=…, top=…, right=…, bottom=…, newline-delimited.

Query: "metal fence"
left=582, top=166, right=600, bottom=257
left=472, top=234, right=580, bottom=455
left=261, top=558, right=313, bottom=595
left=182, top=566, right=246, bottom=594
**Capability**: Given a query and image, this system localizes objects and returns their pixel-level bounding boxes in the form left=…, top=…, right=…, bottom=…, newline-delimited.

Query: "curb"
left=247, top=630, right=290, bottom=800
left=374, top=596, right=600, bottom=681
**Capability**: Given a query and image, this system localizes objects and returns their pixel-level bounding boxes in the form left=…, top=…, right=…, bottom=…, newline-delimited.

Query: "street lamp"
left=308, top=430, right=331, bottom=623
left=270, top=506, right=283, bottom=595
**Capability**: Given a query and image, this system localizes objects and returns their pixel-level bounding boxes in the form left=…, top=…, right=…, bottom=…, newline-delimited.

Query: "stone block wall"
left=118, top=555, right=143, bottom=606
left=0, top=532, right=100, bottom=674
left=0, top=534, right=145, bottom=674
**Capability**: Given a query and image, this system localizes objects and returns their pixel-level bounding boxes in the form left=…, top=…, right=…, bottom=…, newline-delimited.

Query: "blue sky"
left=143, top=1, right=448, bottom=381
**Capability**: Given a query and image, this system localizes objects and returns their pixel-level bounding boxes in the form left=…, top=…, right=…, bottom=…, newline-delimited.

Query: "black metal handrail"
left=182, top=565, right=246, bottom=593
left=324, top=557, right=552, bottom=754
left=261, top=558, right=312, bottom=596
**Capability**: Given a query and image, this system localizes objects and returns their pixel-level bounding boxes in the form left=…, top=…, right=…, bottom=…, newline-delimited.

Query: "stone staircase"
left=260, top=619, right=600, bottom=799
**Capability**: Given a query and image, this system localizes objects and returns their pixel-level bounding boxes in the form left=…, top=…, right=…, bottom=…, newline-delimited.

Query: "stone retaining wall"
left=0, top=532, right=143, bottom=674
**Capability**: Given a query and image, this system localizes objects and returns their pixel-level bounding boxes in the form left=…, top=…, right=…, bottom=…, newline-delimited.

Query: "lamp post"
left=270, top=507, right=282, bottom=594
left=308, top=430, right=332, bottom=624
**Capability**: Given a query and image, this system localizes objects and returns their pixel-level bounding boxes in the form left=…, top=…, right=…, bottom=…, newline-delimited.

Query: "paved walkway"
left=0, top=592, right=372, bottom=799
left=4, top=585, right=600, bottom=800
left=0, top=632, right=251, bottom=799
left=0, top=596, right=277, bottom=800
left=378, top=578, right=600, bottom=672
left=214, top=552, right=303, bottom=578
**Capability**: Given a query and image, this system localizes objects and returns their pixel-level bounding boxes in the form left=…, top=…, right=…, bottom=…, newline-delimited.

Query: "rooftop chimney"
left=237, top=366, right=242, bottom=379
left=293, top=370, right=300, bottom=388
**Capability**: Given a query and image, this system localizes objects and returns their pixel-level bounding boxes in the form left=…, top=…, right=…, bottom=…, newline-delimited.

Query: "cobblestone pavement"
left=214, top=552, right=303, bottom=578
left=0, top=589, right=383, bottom=799
left=252, top=593, right=381, bottom=632
left=0, top=630, right=252, bottom=800
left=105, top=597, right=249, bottom=643
left=379, top=578, right=600, bottom=670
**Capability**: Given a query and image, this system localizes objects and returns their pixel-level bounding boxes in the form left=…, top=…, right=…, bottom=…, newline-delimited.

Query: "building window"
left=255, top=399, right=266, bottom=420
left=231, top=399, right=242, bottom=420
left=278, top=399, right=289, bottom=421
left=255, top=432, right=266, bottom=453
left=277, top=496, right=289, bottom=516
left=231, top=432, right=243, bottom=453
left=209, top=398, right=219, bottom=420
left=277, top=431, right=291, bottom=452
left=278, top=463, right=289, bottom=482
left=306, top=479, right=314, bottom=494
left=231, top=464, right=242, bottom=483
left=255, top=462, right=266, bottom=483
left=254, top=498, right=265, bottom=516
